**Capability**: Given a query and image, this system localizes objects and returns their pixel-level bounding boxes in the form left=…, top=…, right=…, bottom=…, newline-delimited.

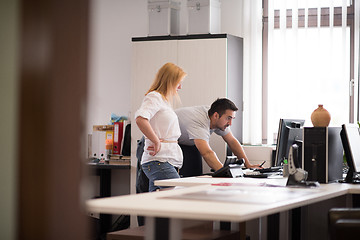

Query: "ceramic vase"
left=311, top=104, right=331, bottom=127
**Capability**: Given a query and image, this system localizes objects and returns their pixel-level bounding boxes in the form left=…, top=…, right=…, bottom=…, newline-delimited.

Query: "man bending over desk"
left=136, top=98, right=260, bottom=225
left=175, top=98, right=260, bottom=177
left=136, top=98, right=260, bottom=183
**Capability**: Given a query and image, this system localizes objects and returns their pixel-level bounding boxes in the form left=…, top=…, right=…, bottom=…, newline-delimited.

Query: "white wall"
left=87, top=0, right=244, bottom=132
left=87, top=0, right=147, bottom=131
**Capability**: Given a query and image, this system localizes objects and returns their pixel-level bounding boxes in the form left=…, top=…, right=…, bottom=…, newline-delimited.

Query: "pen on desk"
left=259, top=161, right=266, bottom=168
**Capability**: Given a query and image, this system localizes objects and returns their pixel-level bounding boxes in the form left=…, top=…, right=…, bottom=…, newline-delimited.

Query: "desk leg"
left=291, top=207, right=301, bottom=240
left=235, top=222, right=246, bottom=240
left=99, top=169, right=112, bottom=235
left=220, top=221, right=231, bottom=230
left=267, top=213, right=279, bottom=239
left=353, top=194, right=360, bottom=207
left=145, top=217, right=181, bottom=240
left=99, top=169, right=111, bottom=197
left=214, top=221, right=246, bottom=240
left=268, top=211, right=300, bottom=240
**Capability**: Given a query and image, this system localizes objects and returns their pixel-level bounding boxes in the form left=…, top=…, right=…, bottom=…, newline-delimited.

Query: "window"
left=263, top=0, right=358, bottom=144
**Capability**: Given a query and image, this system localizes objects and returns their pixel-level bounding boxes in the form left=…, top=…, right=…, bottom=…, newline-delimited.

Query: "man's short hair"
left=208, top=98, right=238, bottom=117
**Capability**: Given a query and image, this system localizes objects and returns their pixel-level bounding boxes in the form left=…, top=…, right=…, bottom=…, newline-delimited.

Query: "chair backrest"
left=328, top=208, right=360, bottom=240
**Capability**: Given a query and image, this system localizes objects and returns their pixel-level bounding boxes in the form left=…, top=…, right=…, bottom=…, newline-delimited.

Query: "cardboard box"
left=91, top=131, right=106, bottom=159
left=90, top=125, right=114, bottom=159
left=187, top=0, right=221, bottom=34
left=148, top=0, right=181, bottom=36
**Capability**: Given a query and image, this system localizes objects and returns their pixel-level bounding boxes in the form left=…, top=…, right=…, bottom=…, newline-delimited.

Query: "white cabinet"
left=130, top=34, right=243, bottom=191
left=177, top=38, right=227, bottom=106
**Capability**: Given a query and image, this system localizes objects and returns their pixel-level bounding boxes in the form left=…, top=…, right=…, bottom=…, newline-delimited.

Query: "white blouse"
left=135, top=91, right=183, bottom=168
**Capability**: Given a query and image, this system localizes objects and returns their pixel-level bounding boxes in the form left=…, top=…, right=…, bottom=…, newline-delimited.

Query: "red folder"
left=113, top=121, right=124, bottom=155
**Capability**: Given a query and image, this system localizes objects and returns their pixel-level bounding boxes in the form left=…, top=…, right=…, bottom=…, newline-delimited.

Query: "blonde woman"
left=135, top=63, right=186, bottom=192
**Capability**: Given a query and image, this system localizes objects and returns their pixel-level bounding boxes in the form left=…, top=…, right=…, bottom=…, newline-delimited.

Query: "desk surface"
left=86, top=181, right=360, bottom=223
left=155, top=175, right=288, bottom=188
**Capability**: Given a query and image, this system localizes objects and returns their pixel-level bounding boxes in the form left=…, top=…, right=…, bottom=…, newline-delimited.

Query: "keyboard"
left=255, top=166, right=282, bottom=173
left=243, top=171, right=268, bottom=178
left=338, top=179, right=360, bottom=184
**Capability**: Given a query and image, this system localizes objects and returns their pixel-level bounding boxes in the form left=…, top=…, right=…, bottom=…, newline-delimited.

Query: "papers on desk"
left=211, top=182, right=283, bottom=188
left=163, top=186, right=315, bottom=204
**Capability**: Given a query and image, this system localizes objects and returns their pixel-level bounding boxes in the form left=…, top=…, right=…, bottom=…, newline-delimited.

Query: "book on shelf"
left=109, top=155, right=130, bottom=160
left=108, top=159, right=131, bottom=165
left=113, top=122, right=124, bottom=154
left=110, top=154, right=122, bottom=160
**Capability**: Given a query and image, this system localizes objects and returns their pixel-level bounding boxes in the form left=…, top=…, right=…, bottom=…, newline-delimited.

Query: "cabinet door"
left=131, top=40, right=178, bottom=148
left=177, top=38, right=227, bottom=106
left=177, top=38, right=228, bottom=172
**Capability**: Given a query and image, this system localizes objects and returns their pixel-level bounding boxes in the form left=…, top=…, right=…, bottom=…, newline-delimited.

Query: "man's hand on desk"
left=245, top=163, right=263, bottom=169
left=247, top=160, right=266, bottom=170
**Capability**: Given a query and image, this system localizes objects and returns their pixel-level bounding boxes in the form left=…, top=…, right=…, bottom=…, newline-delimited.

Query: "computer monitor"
left=340, top=124, right=360, bottom=183
left=274, top=119, right=305, bottom=166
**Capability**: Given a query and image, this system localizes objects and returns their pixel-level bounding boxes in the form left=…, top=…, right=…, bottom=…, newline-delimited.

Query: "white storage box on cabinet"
left=148, top=0, right=181, bottom=36
left=187, top=0, right=221, bottom=34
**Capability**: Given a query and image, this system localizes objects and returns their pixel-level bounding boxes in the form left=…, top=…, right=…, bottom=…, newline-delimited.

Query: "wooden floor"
left=107, top=222, right=243, bottom=240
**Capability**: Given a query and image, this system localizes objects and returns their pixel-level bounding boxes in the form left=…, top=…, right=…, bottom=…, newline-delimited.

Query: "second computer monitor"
left=340, top=123, right=360, bottom=183
left=274, top=119, right=305, bottom=166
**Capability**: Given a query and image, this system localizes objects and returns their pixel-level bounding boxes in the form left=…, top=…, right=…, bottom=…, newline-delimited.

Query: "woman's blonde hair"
left=146, top=63, right=186, bottom=102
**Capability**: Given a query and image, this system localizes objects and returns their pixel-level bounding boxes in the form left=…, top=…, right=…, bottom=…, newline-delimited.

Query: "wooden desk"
left=86, top=180, right=360, bottom=240
left=88, top=163, right=130, bottom=196
left=88, top=163, right=130, bottom=236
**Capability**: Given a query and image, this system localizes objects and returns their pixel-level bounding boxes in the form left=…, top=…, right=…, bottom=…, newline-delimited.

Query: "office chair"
left=178, top=144, right=203, bottom=177
left=328, top=208, right=360, bottom=240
